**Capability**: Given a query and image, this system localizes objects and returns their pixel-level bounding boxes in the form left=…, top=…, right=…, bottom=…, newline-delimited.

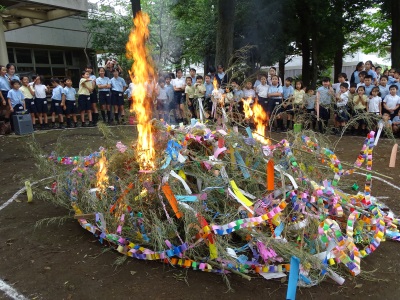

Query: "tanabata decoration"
left=46, top=120, right=400, bottom=290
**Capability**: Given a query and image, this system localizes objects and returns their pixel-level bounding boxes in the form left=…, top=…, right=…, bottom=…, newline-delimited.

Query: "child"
left=86, top=66, right=99, bottom=125
left=185, top=77, right=195, bottom=121
left=7, top=79, right=25, bottom=131
left=78, top=70, right=94, bottom=127
left=368, top=86, right=382, bottom=131
left=256, top=74, right=269, bottom=115
left=291, top=80, right=305, bottom=128
left=364, top=60, right=378, bottom=84
left=204, top=74, right=214, bottom=118
left=33, top=75, right=49, bottom=130
left=380, top=112, right=393, bottom=136
left=352, top=86, right=368, bottom=135
left=50, top=78, right=65, bottom=129
left=334, top=82, right=349, bottom=134
left=193, top=75, right=206, bottom=120
left=316, top=77, right=334, bottom=133
left=96, top=67, right=112, bottom=123
left=376, top=66, right=382, bottom=82
left=267, top=67, right=282, bottom=86
left=0, top=65, right=10, bottom=123
left=357, top=71, right=367, bottom=88
left=19, top=76, right=36, bottom=129
left=172, top=69, right=186, bottom=124
left=391, top=110, right=400, bottom=137
left=332, top=73, right=348, bottom=94
left=156, top=79, right=169, bottom=121
left=63, top=77, right=78, bottom=128
left=110, top=69, right=127, bottom=125
left=282, top=77, right=294, bottom=103
left=304, top=87, right=316, bottom=130
left=382, top=85, right=400, bottom=119
left=379, top=75, right=390, bottom=100
left=267, top=75, right=284, bottom=131
left=363, top=75, right=374, bottom=97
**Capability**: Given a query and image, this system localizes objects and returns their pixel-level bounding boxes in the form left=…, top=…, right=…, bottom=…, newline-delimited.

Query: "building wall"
left=5, top=15, right=90, bottom=49
left=23, top=0, right=88, bottom=12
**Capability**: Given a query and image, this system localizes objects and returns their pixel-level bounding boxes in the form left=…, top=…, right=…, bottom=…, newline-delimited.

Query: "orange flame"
left=126, top=12, right=156, bottom=170
left=213, top=77, right=218, bottom=91
left=242, top=97, right=269, bottom=144
left=96, top=153, right=109, bottom=192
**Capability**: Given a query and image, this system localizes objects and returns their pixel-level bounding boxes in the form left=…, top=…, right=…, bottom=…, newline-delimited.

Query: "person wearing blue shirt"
left=364, top=61, right=378, bottom=84
left=350, top=62, right=364, bottom=85
left=49, top=78, right=65, bottom=129
left=7, top=79, right=25, bottom=131
left=267, top=75, right=284, bottom=132
left=110, top=69, right=127, bottom=124
left=63, top=77, right=78, bottom=128
left=316, top=77, right=334, bottom=133
left=96, top=67, right=112, bottom=123
left=363, top=75, right=374, bottom=96
left=282, top=77, right=294, bottom=101
left=379, top=76, right=390, bottom=100
left=4, top=64, right=20, bottom=90
left=0, top=65, right=9, bottom=121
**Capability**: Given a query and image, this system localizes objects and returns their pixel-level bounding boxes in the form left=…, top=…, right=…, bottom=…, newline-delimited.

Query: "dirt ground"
left=1, top=127, right=400, bottom=300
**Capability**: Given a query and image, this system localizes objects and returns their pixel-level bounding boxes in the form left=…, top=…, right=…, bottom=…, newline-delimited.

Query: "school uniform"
left=172, top=77, right=186, bottom=106
left=317, top=86, right=333, bottom=128
left=157, top=86, right=169, bottom=111
left=363, top=84, right=374, bottom=96
left=110, top=76, right=127, bottom=106
left=20, top=85, right=36, bottom=114
left=63, top=86, right=77, bottom=114
left=96, top=76, right=111, bottom=105
left=50, top=85, right=64, bottom=115
left=256, top=83, right=269, bottom=113
left=368, top=96, right=382, bottom=115
left=88, top=74, right=98, bottom=103
left=350, top=70, right=360, bottom=84
left=267, top=84, right=283, bottom=117
left=204, top=82, right=213, bottom=111
left=335, top=91, right=349, bottom=122
left=282, top=85, right=294, bottom=100
left=0, top=76, right=9, bottom=104
left=33, top=84, right=48, bottom=113
left=366, top=69, right=377, bottom=81
left=7, top=89, right=25, bottom=113
left=185, top=85, right=196, bottom=116
left=379, top=85, right=389, bottom=100
left=383, top=94, right=400, bottom=119
left=216, top=72, right=228, bottom=88
left=78, top=78, right=92, bottom=112
left=165, top=83, right=174, bottom=110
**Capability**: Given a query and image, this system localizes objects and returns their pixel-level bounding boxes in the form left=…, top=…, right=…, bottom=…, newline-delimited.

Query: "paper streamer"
left=229, top=180, right=253, bottom=207
left=267, top=160, right=275, bottom=191
left=234, top=151, right=250, bottom=179
left=25, top=181, right=33, bottom=203
left=162, top=183, right=183, bottom=218
left=286, top=256, right=300, bottom=300
left=170, top=170, right=192, bottom=194
left=374, top=122, right=383, bottom=146
left=389, top=143, right=398, bottom=168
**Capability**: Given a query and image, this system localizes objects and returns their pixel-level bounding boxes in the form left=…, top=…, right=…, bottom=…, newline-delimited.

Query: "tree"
left=215, top=0, right=236, bottom=69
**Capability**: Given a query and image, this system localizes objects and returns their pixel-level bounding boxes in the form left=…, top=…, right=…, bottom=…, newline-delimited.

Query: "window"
left=34, top=50, right=49, bottom=64
left=7, top=48, right=15, bottom=63
left=65, top=51, right=73, bottom=65
left=35, top=67, right=52, bottom=85
left=50, top=51, right=64, bottom=65
left=16, top=48, right=32, bottom=64
left=52, top=67, right=66, bottom=78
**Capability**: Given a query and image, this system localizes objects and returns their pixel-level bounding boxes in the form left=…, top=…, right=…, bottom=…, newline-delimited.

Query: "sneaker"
left=52, top=124, right=58, bottom=129
left=81, top=122, right=87, bottom=127
left=59, top=124, right=66, bottom=129
left=88, top=121, right=95, bottom=127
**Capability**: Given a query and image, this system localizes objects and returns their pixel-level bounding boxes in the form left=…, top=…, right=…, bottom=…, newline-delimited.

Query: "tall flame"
left=242, top=97, right=269, bottom=144
left=126, top=12, right=155, bottom=170
left=96, top=153, right=109, bottom=192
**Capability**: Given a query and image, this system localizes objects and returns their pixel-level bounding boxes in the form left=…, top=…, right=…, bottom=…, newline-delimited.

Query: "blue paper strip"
left=274, top=222, right=285, bottom=237
left=175, top=195, right=198, bottom=202
left=245, top=127, right=253, bottom=138
left=234, top=151, right=250, bottom=179
left=286, top=256, right=300, bottom=300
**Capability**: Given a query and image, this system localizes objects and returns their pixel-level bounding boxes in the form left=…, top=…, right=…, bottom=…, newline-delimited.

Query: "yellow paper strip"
left=229, top=180, right=253, bottom=207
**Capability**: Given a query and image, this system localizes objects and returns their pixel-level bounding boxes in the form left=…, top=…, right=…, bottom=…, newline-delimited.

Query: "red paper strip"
left=110, top=182, right=134, bottom=213
left=162, top=183, right=183, bottom=218
left=218, top=138, right=225, bottom=148
left=267, top=160, right=275, bottom=191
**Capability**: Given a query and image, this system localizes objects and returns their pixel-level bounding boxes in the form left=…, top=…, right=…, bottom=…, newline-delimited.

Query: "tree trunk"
left=279, top=58, right=285, bottom=83
left=215, top=0, right=236, bottom=69
left=301, top=32, right=311, bottom=86
left=311, top=34, right=318, bottom=87
left=392, top=0, right=400, bottom=68
left=334, top=46, right=344, bottom=83
left=130, top=0, right=141, bottom=17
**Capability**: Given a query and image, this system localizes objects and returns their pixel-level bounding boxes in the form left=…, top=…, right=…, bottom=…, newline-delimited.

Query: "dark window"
left=35, top=67, right=52, bottom=85
left=50, top=51, right=64, bottom=65
left=34, top=50, right=49, bottom=64
left=7, top=48, right=15, bottom=63
left=15, top=48, right=32, bottom=64
left=65, top=51, right=73, bottom=65
left=52, top=67, right=66, bottom=78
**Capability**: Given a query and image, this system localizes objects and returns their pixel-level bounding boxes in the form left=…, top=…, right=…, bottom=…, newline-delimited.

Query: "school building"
left=0, top=0, right=95, bottom=85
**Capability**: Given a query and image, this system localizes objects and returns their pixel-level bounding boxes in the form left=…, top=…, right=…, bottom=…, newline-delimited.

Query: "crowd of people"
left=1, top=59, right=400, bottom=137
